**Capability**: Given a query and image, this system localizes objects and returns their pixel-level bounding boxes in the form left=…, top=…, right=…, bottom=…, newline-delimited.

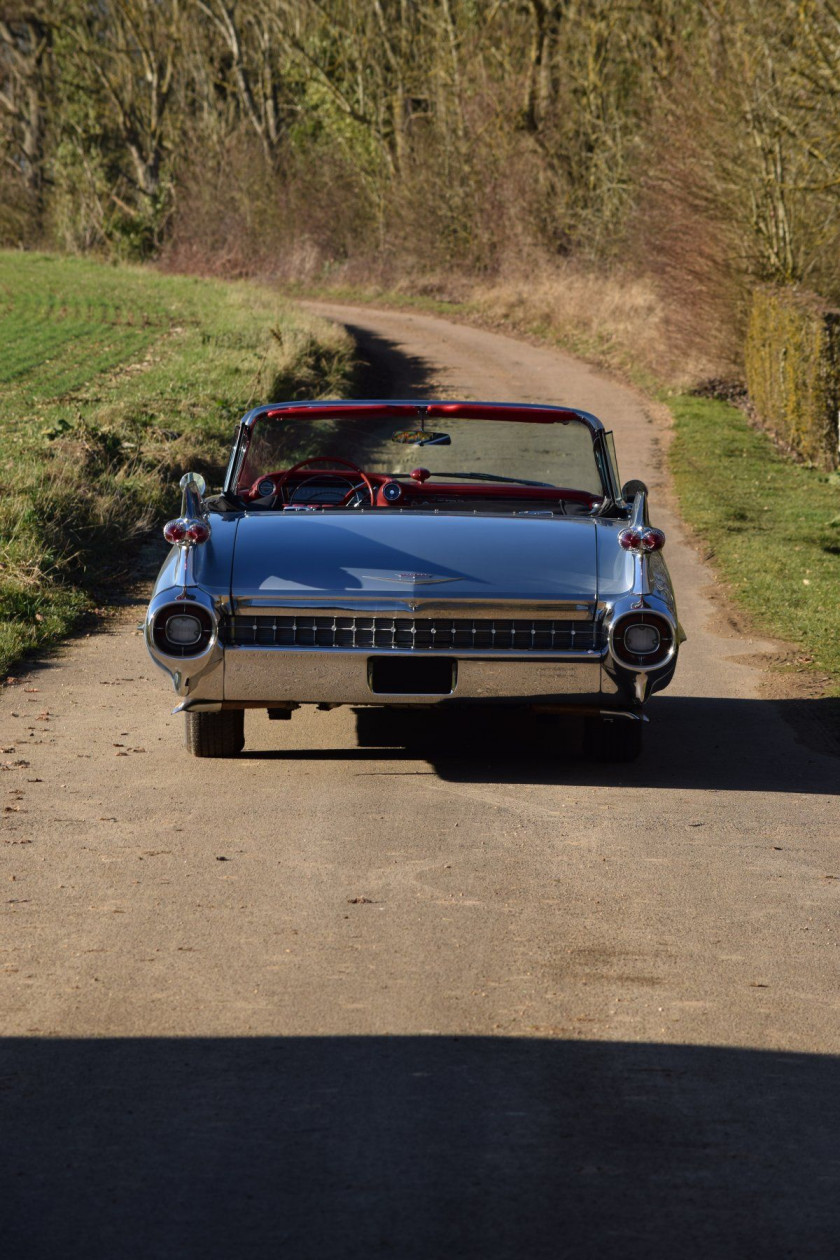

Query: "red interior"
left=369, top=478, right=598, bottom=507
left=248, top=403, right=600, bottom=507
left=243, top=469, right=600, bottom=508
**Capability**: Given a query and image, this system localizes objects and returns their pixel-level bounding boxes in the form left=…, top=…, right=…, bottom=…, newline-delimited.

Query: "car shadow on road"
left=346, top=322, right=438, bottom=398
left=429, top=695, right=840, bottom=793
left=241, top=696, right=839, bottom=794
left=4, top=1035, right=838, bottom=1259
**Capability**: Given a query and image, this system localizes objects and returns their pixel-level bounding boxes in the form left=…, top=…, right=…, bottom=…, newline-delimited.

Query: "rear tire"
left=184, top=709, right=245, bottom=757
left=584, top=714, right=643, bottom=763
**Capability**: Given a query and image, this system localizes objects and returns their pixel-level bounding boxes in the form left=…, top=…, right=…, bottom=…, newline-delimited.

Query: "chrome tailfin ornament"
left=162, top=473, right=211, bottom=594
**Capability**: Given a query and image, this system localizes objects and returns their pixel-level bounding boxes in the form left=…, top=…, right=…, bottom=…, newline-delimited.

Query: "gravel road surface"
left=3, top=305, right=838, bottom=1258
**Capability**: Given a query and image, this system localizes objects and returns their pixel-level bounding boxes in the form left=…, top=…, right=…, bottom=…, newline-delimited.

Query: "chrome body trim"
left=175, top=541, right=196, bottom=596
left=628, top=489, right=653, bottom=596
left=172, top=699, right=223, bottom=714
left=231, top=598, right=598, bottom=619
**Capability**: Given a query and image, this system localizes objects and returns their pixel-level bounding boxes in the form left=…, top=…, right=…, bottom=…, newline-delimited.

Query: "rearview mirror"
left=391, top=429, right=451, bottom=447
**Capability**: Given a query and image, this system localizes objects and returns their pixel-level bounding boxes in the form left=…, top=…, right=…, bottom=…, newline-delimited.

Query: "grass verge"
left=0, top=252, right=355, bottom=675
left=669, top=394, right=840, bottom=693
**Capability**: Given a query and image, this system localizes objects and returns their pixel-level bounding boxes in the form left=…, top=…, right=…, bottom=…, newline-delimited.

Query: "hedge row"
left=745, top=287, right=840, bottom=469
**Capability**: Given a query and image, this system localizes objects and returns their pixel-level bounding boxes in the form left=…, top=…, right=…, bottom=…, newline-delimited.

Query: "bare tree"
left=191, top=0, right=283, bottom=164
left=59, top=0, right=183, bottom=204
left=0, top=14, right=50, bottom=207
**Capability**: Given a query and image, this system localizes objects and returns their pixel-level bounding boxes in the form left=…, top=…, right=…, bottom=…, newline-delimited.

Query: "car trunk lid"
left=230, top=512, right=599, bottom=608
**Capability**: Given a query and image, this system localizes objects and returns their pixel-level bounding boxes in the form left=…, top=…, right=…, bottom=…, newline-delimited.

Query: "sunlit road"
left=3, top=305, right=838, bottom=1258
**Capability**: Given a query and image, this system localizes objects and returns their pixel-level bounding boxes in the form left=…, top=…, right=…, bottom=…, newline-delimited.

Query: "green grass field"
left=669, top=394, right=840, bottom=693
left=0, top=253, right=355, bottom=674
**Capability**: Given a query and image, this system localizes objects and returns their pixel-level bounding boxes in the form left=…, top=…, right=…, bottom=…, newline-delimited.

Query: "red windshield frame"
left=262, top=401, right=593, bottom=427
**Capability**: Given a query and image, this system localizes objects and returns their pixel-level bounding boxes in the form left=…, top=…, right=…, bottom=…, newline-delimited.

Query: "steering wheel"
left=274, top=455, right=376, bottom=507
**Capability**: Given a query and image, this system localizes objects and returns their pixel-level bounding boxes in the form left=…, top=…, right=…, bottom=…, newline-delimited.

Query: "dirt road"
left=3, top=305, right=838, bottom=1258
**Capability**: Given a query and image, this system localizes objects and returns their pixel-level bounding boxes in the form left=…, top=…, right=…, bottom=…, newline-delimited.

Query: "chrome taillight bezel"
left=151, top=602, right=215, bottom=658
left=609, top=610, right=675, bottom=670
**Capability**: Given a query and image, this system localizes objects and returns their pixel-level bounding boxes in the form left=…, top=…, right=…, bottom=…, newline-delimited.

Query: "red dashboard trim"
left=373, top=480, right=598, bottom=506
left=242, top=468, right=599, bottom=506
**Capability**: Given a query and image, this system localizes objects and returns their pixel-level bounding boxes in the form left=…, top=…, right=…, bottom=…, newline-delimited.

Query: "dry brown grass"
left=294, top=254, right=729, bottom=392
left=350, top=260, right=721, bottom=392
left=473, top=265, right=680, bottom=386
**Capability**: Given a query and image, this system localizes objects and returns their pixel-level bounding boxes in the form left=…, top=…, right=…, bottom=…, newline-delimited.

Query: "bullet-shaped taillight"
left=163, top=519, right=187, bottom=544
left=618, top=527, right=665, bottom=553
left=184, top=520, right=210, bottom=544
left=163, top=518, right=210, bottom=545
left=639, top=528, right=665, bottom=552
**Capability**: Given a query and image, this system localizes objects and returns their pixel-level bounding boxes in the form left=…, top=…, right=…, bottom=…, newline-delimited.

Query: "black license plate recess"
left=368, top=656, right=456, bottom=695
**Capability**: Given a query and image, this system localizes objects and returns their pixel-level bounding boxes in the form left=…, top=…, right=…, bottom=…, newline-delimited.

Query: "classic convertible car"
left=145, top=400, right=683, bottom=760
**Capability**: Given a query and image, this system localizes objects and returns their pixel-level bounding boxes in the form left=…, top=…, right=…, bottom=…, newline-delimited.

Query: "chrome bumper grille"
left=220, top=614, right=605, bottom=653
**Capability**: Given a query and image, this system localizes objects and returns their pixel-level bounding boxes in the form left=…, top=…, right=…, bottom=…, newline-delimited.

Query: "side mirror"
left=621, top=478, right=647, bottom=501
left=180, top=472, right=207, bottom=496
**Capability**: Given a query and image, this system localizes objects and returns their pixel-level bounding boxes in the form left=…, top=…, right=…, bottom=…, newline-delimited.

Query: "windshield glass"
left=236, top=414, right=604, bottom=496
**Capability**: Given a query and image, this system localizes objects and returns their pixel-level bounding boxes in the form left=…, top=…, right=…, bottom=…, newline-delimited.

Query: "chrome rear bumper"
left=147, top=592, right=678, bottom=710
left=221, top=645, right=609, bottom=705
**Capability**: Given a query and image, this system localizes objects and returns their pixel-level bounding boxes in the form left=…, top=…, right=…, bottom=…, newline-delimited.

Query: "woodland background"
left=2, top=0, right=840, bottom=383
